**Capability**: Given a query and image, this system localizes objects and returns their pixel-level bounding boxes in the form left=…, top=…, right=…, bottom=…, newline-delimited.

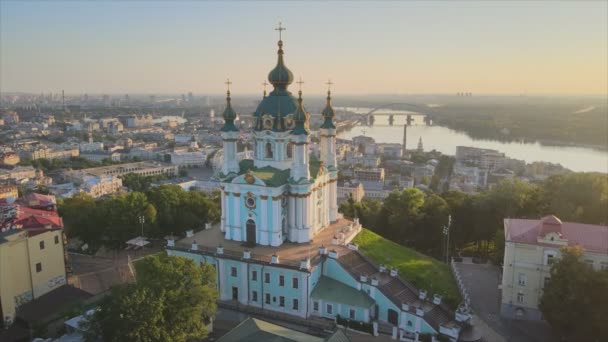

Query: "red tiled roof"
left=14, top=214, right=63, bottom=230
left=505, top=216, right=608, bottom=254
left=15, top=205, right=60, bottom=217
left=16, top=193, right=57, bottom=208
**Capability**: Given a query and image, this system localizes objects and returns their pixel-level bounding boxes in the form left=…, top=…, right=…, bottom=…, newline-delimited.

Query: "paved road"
left=455, top=261, right=555, bottom=342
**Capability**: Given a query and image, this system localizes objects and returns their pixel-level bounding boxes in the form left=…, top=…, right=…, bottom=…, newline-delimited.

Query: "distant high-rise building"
left=102, top=94, right=110, bottom=107
left=205, top=95, right=210, bottom=107
left=188, top=92, right=194, bottom=103
left=417, top=136, right=423, bottom=152
left=150, top=95, right=156, bottom=104
left=124, top=94, right=130, bottom=104
left=402, top=124, right=407, bottom=152
left=181, top=94, right=186, bottom=103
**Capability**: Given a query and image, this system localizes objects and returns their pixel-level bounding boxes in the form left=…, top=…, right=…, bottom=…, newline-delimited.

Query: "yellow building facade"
left=500, top=215, right=608, bottom=320
left=0, top=228, right=66, bottom=325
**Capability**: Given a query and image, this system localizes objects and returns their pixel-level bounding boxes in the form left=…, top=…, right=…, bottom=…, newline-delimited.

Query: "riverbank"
left=338, top=123, right=608, bottom=173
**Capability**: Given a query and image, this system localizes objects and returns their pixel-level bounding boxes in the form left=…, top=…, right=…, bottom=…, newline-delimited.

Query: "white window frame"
left=518, top=273, right=527, bottom=287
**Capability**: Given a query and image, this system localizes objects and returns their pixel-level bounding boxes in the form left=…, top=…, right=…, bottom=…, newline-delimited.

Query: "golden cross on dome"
left=325, top=79, right=333, bottom=92
left=275, top=21, right=286, bottom=40
left=224, top=78, right=232, bottom=92
left=262, top=80, right=268, bottom=92
left=296, top=77, right=304, bottom=91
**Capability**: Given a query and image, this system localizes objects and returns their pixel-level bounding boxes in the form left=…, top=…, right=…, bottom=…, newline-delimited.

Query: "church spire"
left=320, top=79, right=336, bottom=129
left=220, top=78, right=238, bottom=132
left=267, top=22, right=294, bottom=91
left=292, top=77, right=309, bottom=135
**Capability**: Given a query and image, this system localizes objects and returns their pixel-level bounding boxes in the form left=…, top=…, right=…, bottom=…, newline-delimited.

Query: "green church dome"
left=292, top=90, right=309, bottom=136
left=254, top=38, right=308, bottom=133
left=221, top=90, right=239, bottom=132
left=268, top=40, right=294, bottom=88
left=320, top=90, right=336, bottom=129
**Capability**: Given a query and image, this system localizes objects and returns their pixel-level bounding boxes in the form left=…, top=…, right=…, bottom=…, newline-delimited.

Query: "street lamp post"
left=443, top=215, right=452, bottom=263
left=139, top=215, right=145, bottom=239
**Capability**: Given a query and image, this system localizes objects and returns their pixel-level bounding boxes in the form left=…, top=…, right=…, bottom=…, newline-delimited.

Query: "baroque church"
left=218, top=28, right=338, bottom=246
left=167, top=26, right=470, bottom=342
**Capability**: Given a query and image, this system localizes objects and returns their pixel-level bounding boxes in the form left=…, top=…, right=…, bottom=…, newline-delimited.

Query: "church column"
left=295, top=196, right=303, bottom=230
left=288, top=195, right=296, bottom=229
left=303, top=193, right=310, bottom=230
left=330, top=180, right=338, bottom=223
left=220, top=189, right=226, bottom=232
left=261, top=195, right=268, bottom=244
left=232, top=192, right=241, bottom=241
left=272, top=196, right=281, bottom=246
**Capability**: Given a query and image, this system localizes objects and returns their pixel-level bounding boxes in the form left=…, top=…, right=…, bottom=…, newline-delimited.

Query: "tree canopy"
left=84, top=255, right=218, bottom=342
left=59, top=185, right=220, bottom=251
left=339, top=172, right=608, bottom=261
left=539, top=247, right=608, bottom=341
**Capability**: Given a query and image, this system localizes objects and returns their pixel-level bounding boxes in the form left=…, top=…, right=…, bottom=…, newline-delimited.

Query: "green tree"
left=539, top=246, right=608, bottom=341
left=541, top=173, right=608, bottom=224
left=59, top=193, right=102, bottom=247
left=381, top=188, right=425, bottom=244
left=415, top=194, right=450, bottom=257
left=85, top=255, right=218, bottom=342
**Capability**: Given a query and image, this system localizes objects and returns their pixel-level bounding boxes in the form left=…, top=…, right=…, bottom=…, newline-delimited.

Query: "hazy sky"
left=1, top=1, right=606, bottom=95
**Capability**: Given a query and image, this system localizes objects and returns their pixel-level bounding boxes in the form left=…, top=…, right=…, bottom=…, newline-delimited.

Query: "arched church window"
left=286, top=141, right=293, bottom=159
left=265, top=142, right=273, bottom=159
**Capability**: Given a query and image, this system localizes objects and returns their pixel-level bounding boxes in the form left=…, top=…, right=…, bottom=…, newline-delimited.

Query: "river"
left=337, top=113, right=608, bottom=173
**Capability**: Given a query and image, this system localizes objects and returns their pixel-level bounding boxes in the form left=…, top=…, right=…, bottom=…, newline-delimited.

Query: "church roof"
left=311, top=276, right=375, bottom=308
left=220, top=89, right=238, bottom=132
left=320, top=89, right=336, bottom=129
left=235, top=156, right=323, bottom=186
left=253, top=36, right=309, bottom=133
left=217, top=317, right=324, bottom=342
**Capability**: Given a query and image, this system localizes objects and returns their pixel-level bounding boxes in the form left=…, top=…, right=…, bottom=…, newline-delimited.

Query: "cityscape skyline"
left=1, top=1, right=607, bottom=95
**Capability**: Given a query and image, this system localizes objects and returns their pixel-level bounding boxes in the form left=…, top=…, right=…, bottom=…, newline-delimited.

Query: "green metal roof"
left=221, top=91, right=239, bottom=132
left=309, top=154, right=321, bottom=179
left=320, top=91, right=336, bottom=129
left=311, top=276, right=375, bottom=308
left=217, top=317, right=324, bottom=342
left=238, top=159, right=290, bottom=187
left=253, top=39, right=312, bottom=134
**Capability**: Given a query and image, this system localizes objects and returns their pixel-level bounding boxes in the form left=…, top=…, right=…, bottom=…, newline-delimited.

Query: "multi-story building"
left=0, top=166, right=37, bottom=182
left=167, top=32, right=470, bottom=341
left=500, top=215, right=608, bottom=320
left=379, top=143, right=403, bottom=158
left=28, top=147, right=79, bottom=161
left=0, top=182, right=18, bottom=200
left=118, top=114, right=153, bottom=128
left=79, top=151, right=122, bottom=163
left=0, top=229, right=67, bottom=326
left=0, top=194, right=67, bottom=326
left=0, top=152, right=20, bottom=167
left=169, top=151, right=206, bottom=168
left=455, top=146, right=506, bottom=171
left=337, top=180, right=365, bottom=203
left=78, top=142, right=104, bottom=153
left=64, top=161, right=177, bottom=179
left=353, top=168, right=385, bottom=183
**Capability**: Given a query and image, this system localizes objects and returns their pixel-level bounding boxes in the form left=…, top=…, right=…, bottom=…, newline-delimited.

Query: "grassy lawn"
left=352, top=228, right=461, bottom=309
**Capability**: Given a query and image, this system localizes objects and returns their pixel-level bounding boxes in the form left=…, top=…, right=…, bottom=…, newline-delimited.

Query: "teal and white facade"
left=218, top=35, right=338, bottom=246
left=167, top=30, right=470, bottom=341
